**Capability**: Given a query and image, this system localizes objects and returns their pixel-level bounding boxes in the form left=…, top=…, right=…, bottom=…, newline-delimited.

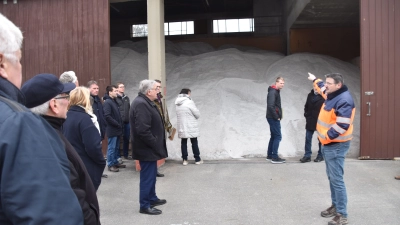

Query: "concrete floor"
left=98, top=158, right=400, bottom=225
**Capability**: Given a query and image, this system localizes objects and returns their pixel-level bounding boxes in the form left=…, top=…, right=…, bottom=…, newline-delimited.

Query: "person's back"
left=0, top=13, right=83, bottom=224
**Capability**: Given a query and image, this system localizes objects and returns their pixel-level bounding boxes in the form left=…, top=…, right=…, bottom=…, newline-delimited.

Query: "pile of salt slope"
left=111, top=43, right=360, bottom=160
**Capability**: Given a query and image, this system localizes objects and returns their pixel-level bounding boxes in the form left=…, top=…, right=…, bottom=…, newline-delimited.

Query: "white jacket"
left=175, top=94, right=200, bottom=138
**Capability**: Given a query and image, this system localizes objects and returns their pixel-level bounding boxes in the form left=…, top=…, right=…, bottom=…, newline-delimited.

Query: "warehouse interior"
left=109, top=0, right=360, bottom=61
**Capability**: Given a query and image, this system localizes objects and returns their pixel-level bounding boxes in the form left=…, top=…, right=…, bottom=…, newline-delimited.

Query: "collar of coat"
left=0, top=77, right=26, bottom=105
left=138, top=92, right=156, bottom=107
left=326, top=85, right=348, bottom=100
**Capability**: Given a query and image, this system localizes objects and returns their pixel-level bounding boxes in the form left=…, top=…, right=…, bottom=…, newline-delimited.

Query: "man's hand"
left=308, top=72, right=316, bottom=81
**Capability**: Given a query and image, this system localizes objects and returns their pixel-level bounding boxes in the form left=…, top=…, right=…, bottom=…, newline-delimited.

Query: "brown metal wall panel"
left=360, top=0, right=400, bottom=158
left=0, top=0, right=110, bottom=96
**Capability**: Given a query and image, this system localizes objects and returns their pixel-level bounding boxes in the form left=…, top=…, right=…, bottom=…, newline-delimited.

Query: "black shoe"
left=157, top=171, right=164, bottom=177
left=271, top=157, right=286, bottom=164
left=139, top=207, right=162, bottom=215
left=300, top=157, right=311, bottom=163
left=266, top=156, right=272, bottom=161
left=314, top=157, right=324, bottom=162
left=101, top=174, right=108, bottom=178
left=150, top=199, right=167, bottom=207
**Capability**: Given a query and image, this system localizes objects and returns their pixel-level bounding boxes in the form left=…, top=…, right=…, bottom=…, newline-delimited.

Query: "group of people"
left=265, top=74, right=356, bottom=225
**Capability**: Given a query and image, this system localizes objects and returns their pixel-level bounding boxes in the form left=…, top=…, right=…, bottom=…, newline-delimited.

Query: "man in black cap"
left=0, top=13, right=83, bottom=224
left=22, top=74, right=102, bottom=225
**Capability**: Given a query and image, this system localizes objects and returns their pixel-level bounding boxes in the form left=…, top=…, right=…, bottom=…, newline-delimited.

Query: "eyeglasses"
left=54, top=95, right=70, bottom=100
left=152, top=86, right=161, bottom=90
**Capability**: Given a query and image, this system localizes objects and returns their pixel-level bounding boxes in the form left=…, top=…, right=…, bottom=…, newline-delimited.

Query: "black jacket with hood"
left=103, top=94, right=123, bottom=137
left=266, top=85, right=282, bottom=120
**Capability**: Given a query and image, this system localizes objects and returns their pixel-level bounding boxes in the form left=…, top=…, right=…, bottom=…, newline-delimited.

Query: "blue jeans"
left=181, top=138, right=201, bottom=161
left=139, top=161, right=159, bottom=209
left=267, top=118, right=281, bottom=158
left=122, top=123, right=130, bottom=158
left=107, top=136, right=120, bottom=167
left=322, top=141, right=350, bottom=217
left=304, top=129, right=322, bottom=158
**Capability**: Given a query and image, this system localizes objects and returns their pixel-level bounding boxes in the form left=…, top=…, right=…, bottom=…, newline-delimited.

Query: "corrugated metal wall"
left=0, top=0, right=110, bottom=94
left=360, top=0, right=400, bottom=159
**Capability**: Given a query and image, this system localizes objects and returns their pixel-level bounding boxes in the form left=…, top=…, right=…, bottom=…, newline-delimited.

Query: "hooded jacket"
left=103, top=94, right=123, bottom=137
left=175, top=94, right=200, bottom=138
left=130, top=93, right=168, bottom=161
left=266, top=85, right=282, bottom=120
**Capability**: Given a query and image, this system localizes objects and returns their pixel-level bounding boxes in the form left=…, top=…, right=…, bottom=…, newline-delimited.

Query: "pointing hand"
left=308, top=72, right=316, bottom=81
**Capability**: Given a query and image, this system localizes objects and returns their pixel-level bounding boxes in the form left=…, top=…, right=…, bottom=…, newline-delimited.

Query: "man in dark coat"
left=130, top=79, right=168, bottom=215
left=115, top=82, right=131, bottom=159
left=0, top=13, right=83, bottom=225
left=300, top=87, right=325, bottom=163
left=103, top=85, right=125, bottom=172
left=23, top=74, right=101, bottom=225
left=88, top=80, right=106, bottom=140
left=266, top=77, right=286, bottom=164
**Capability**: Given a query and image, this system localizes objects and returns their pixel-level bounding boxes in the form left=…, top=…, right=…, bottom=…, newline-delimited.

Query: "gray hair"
left=87, top=80, right=98, bottom=88
left=60, top=71, right=77, bottom=84
left=139, top=79, right=156, bottom=95
left=30, top=100, right=51, bottom=115
left=0, top=13, right=23, bottom=63
left=325, top=73, right=344, bottom=85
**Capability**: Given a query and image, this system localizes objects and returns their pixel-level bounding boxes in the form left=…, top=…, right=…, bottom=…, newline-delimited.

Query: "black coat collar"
left=327, top=85, right=348, bottom=100
left=0, top=77, right=25, bottom=104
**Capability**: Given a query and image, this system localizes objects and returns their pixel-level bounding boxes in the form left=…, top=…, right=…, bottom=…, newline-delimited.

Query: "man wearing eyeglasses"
left=308, top=72, right=355, bottom=225
left=22, top=74, right=101, bottom=225
left=130, top=80, right=168, bottom=215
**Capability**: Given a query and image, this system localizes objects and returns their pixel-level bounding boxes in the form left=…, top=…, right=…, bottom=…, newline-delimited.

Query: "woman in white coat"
left=175, top=88, right=203, bottom=165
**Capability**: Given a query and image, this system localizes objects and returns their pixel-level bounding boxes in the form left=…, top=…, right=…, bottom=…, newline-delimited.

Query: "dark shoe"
left=271, top=157, right=286, bottom=164
left=321, top=205, right=336, bottom=217
left=328, top=213, right=348, bottom=225
left=395, top=175, right=400, bottom=180
left=314, top=156, right=324, bottom=162
left=101, top=174, right=108, bottom=178
left=116, top=163, right=126, bottom=168
left=108, top=166, right=119, bottom=172
left=157, top=171, right=164, bottom=177
left=300, top=157, right=311, bottom=163
left=266, top=156, right=272, bottom=161
left=139, top=207, right=162, bottom=215
left=150, top=199, right=167, bottom=207
left=124, top=156, right=133, bottom=160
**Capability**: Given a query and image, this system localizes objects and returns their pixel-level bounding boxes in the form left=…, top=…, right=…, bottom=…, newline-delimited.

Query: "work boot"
left=321, top=205, right=336, bottom=218
left=328, top=213, right=348, bottom=225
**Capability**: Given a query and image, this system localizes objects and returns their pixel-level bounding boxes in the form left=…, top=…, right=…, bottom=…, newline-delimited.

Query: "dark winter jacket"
left=266, top=85, right=282, bottom=120
left=130, top=92, right=168, bottom=161
left=115, top=93, right=130, bottom=123
left=91, top=95, right=106, bottom=140
left=63, top=106, right=106, bottom=191
left=304, top=89, right=325, bottom=130
left=103, top=95, right=123, bottom=137
left=43, top=115, right=101, bottom=225
left=0, top=78, right=83, bottom=225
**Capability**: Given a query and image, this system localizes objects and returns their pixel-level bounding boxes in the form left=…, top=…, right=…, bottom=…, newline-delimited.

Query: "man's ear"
left=49, top=99, right=58, bottom=114
left=0, top=54, right=9, bottom=80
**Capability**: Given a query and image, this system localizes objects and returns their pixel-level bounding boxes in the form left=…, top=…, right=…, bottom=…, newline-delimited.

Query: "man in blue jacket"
left=0, top=13, right=83, bottom=225
left=104, top=85, right=125, bottom=172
